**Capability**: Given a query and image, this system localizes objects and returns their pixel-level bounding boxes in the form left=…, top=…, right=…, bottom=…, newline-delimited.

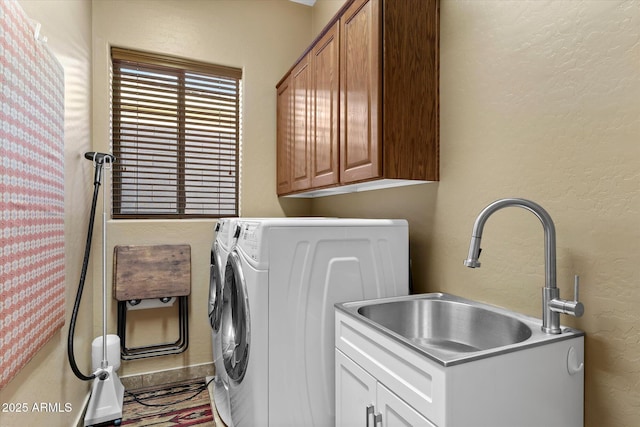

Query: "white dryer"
left=208, top=218, right=239, bottom=426
left=220, top=218, right=409, bottom=427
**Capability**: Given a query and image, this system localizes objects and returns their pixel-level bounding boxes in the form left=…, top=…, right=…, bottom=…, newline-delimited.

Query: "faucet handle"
left=549, top=275, right=585, bottom=318
left=570, top=275, right=585, bottom=317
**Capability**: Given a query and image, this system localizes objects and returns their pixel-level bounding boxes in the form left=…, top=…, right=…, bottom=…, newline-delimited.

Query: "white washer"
left=208, top=218, right=239, bottom=426
left=213, top=217, right=297, bottom=425
left=220, top=218, right=409, bottom=427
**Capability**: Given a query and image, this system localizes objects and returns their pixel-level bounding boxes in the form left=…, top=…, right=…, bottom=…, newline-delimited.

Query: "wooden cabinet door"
left=311, top=21, right=340, bottom=188
left=340, top=0, right=381, bottom=184
left=276, top=74, right=292, bottom=195
left=291, top=53, right=312, bottom=192
left=336, top=349, right=377, bottom=427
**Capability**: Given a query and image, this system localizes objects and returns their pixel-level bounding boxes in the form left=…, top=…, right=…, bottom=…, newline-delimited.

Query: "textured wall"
left=312, top=1, right=640, bottom=426
left=311, top=0, right=345, bottom=36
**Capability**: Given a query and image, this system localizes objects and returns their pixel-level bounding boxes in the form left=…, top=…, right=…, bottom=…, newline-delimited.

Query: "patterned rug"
left=122, top=378, right=215, bottom=426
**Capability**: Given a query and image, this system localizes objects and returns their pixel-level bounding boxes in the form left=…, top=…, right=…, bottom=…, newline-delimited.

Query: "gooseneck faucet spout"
left=464, top=198, right=584, bottom=334
left=464, top=198, right=556, bottom=286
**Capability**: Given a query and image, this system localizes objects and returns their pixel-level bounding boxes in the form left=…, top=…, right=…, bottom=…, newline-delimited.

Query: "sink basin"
left=358, top=299, right=532, bottom=354
left=337, top=293, right=584, bottom=366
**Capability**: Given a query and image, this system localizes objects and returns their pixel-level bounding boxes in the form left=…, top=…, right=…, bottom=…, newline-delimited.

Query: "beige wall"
left=0, top=1, right=94, bottom=426
left=311, top=0, right=345, bottom=36
left=312, top=1, right=640, bottom=426
left=91, top=0, right=312, bottom=378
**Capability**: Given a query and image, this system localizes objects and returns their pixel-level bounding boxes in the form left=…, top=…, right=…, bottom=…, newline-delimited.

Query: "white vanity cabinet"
left=335, top=309, right=584, bottom=427
left=336, top=349, right=435, bottom=426
left=336, top=350, right=435, bottom=427
left=335, top=310, right=445, bottom=426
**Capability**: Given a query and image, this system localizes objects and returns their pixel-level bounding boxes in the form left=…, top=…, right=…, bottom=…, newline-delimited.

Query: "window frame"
left=111, top=47, right=242, bottom=219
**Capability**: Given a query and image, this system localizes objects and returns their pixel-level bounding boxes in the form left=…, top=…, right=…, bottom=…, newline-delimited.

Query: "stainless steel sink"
left=358, top=298, right=532, bottom=353
left=337, top=293, right=584, bottom=366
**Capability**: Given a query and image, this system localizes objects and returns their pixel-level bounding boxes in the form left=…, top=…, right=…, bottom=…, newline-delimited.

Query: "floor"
left=119, top=377, right=224, bottom=426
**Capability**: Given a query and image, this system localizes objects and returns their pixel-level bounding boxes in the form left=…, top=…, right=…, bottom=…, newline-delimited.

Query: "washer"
left=220, top=218, right=409, bottom=427
left=211, top=217, right=293, bottom=424
left=208, top=218, right=239, bottom=426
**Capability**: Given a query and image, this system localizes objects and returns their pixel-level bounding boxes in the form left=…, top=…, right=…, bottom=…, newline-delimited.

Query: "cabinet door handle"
left=366, top=404, right=374, bottom=427
left=374, top=412, right=383, bottom=427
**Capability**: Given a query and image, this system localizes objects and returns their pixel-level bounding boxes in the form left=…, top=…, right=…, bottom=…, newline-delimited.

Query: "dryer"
left=208, top=218, right=239, bottom=426
left=220, top=218, right=409, bottom=427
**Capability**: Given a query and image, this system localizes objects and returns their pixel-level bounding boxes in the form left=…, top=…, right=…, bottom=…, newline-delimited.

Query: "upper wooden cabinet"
left=276, top=0, right=439, bottom=197
left=340, top=0, right=381, bottom=184
left=276, top=74, right=292, bottom=195
left=311, top=21, right=340, bottom=189
left=291, top=53, right=313, bottom=192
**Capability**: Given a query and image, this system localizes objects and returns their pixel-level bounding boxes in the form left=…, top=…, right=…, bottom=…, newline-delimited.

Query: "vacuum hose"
left=67, top=152, right=115, bottom=381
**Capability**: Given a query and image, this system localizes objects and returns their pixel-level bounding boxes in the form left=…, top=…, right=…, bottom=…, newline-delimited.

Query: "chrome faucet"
left=464, top=198, right=584, bottom=334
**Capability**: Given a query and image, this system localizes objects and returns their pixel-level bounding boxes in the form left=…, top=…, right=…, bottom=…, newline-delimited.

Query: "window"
left=111, top=47, right=241, bottom=219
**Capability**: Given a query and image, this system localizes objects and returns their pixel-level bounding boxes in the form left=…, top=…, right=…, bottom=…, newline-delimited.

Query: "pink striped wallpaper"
left=0, top=0, right=65, bottom=389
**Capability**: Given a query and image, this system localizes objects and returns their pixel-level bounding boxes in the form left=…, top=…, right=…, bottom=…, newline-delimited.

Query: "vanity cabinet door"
left=336, top=349, right=377, bottom=427
left=339, top=0, right=382, bottom=184
left=377, top=382, right=436, bottom=427
left=337, top=349, right=436, bottom=427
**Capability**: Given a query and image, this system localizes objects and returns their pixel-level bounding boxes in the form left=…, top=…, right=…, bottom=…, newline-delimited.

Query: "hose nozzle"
left=84, top=152, right=116, bottom=185
left=84, top=152, right=116, bottom=165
